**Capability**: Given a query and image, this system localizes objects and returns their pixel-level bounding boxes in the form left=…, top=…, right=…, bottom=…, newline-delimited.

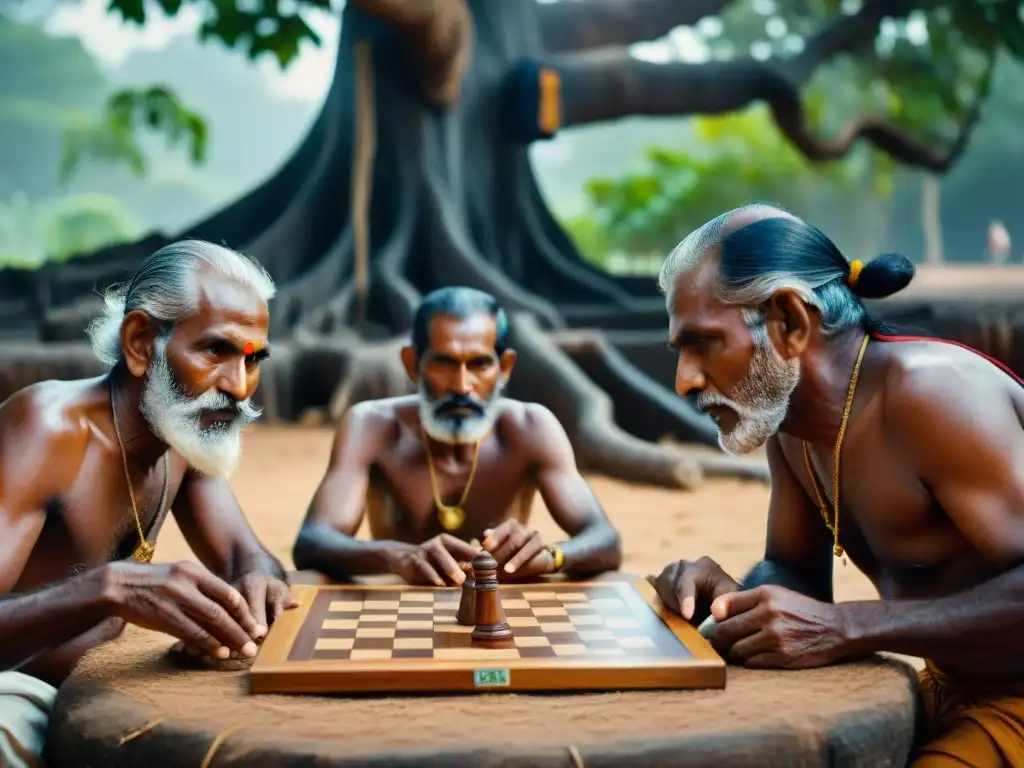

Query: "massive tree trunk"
left=0, top=0, right=998, bottom=488
left=0, top=0, right=774, bottom=488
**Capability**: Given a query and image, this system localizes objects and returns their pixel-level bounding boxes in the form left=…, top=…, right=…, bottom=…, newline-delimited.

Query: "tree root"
left=550, top=327, right=720, bottom=446
left=325, top=334, right=415, bottom=419
left=507, top=313, right=703, bottom=489
left=658, top=438, right=770, bottom=483
left=0, top=342, right=104, bottom=404
left=551, top=326, right=769, bottom=483
left=277, top=225, right=355, bottom=335
left=497, top=317, right=691, bottom=487
left=514, top=163, right=669, bottom=320
left=424, top=173, right=564, bottom=329
left=370, top=149, right=422, bottom=332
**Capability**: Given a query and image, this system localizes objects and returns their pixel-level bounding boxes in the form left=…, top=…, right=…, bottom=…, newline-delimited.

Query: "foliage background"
left=3, top=0, right=1024, bottom=272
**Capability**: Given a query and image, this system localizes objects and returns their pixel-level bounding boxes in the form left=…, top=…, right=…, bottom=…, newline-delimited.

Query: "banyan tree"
left=0, top=0, right=1006, bottom=489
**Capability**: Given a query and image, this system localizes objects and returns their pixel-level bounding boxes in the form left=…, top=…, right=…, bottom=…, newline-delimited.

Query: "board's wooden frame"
left=250, top=580, right=726, bottom=694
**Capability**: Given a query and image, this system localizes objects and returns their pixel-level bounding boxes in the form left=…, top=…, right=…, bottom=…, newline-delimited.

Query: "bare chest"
left=369, top=446, right=534, bottom=541
left=17, top=450, right=185, bottom=589
left=795, top=433, right=992, bottom=597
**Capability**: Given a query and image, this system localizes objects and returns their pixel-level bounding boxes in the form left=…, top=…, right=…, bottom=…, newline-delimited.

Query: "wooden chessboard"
left=250, top=579, right=726, bottom=694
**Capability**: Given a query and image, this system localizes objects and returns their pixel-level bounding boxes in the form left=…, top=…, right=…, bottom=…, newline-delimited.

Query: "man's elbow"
left=742, top=558, right=833, bottom=602
left=604, top=527, right=624, bottom=569
left=571, top=522, right=623, bottom=573
left=291, top=523, right=325, bottom=573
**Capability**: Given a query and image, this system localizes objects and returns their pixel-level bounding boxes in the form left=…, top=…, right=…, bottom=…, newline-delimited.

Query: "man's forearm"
left=741, top=559, right=833, bottom=603
left=292, top=523, right=402, bottom=580
left=0, top=567, right=117, bottom=672
left=557, top=523, right=622, bottom=576
left=839, top=563, right=1024, bottom=660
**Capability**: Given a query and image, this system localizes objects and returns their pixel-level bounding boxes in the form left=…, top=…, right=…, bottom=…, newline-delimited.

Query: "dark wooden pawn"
left=457, top=575, right=476, bottom=625
left=470, top=551, right=513, bottom=647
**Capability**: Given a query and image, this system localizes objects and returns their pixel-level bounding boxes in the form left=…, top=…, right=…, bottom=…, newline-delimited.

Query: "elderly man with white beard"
left=650, top=204, right=1024, bottom=766
left=293, top=286, right=622, bottom=586
left=0, top=239, right=293, bottom=768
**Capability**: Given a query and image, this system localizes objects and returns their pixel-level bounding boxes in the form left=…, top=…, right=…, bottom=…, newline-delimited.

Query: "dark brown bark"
left=349, top=0, right=473, bottom=106
left=536, top=0, right=733, bottom=53
left=509, top=314, right=705, bottom=488
left=0, top=0, right=1004, bottom=493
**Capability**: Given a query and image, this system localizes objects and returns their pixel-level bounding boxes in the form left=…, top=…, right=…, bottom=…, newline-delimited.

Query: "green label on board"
left=473, top=668, right=510, bottom=687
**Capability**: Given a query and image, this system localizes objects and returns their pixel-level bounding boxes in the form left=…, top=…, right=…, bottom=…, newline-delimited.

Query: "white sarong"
left=0, top=672, right=56, bottom=768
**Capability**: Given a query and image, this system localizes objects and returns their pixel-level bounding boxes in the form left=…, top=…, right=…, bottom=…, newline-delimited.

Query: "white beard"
left=696, top=336, right=800, bottom=455
left=418, top=379, right=505, bottom=445
left=138, top=347, right=262, bottom=477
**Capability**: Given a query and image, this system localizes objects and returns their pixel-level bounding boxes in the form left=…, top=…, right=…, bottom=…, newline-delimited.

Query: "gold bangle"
left=546, top=544, right=564, bottom=572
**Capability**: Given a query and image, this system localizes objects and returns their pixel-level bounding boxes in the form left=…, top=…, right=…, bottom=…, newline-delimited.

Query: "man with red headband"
left=650, top=204, right=1024, bottom=766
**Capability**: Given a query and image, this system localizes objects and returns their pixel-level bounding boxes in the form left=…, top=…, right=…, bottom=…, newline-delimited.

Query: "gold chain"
left=110, top=380, right=156, bottom=564
left=801, top=333, right=869, bottom=561
left=421, top=423, right=482, bottom=532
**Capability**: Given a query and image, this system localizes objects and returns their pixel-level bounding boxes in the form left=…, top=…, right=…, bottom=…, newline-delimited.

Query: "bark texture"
left=0, top=0, right=1004, bottom=488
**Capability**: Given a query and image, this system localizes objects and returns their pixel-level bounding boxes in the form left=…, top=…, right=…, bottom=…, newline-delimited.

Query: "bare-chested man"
left=0, top=240, right=294, bottom=767
left=293, top=286, right=622, bottom=586
left=649, top=204, right=1024, bottom=766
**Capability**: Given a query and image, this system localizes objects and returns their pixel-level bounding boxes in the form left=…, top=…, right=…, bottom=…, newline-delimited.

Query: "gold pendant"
left=438, top=505, right=465, bottom=532
left=133, top=541, right=155, bottom=564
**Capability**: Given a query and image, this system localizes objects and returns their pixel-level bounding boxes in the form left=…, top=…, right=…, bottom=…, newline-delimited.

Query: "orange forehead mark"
left=243, top=341, right=257, bottom=355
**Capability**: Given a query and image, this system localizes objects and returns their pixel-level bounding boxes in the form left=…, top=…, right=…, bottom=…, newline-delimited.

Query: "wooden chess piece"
left=470, top=551, right=513, bottom=647
left=457, top=574, right=476, bottom=625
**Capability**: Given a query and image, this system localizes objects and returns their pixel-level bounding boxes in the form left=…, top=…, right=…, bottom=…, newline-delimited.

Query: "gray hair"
left=657, top=203, right=866, bottom=339
left=86, top=239, right=276, bottom=367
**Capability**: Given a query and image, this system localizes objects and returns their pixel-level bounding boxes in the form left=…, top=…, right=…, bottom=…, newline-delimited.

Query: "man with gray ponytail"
left=0, top=239, right=294, bottom=767
left=650, top=204, right=1024, bottom=765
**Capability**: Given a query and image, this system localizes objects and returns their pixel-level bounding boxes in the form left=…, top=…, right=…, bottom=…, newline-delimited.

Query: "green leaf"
left=107, top=0, right=146, bottom=26
left=58, top=86, right=208, bottom=182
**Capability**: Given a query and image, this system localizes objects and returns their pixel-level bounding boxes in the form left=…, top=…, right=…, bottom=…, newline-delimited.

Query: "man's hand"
left=106, top=560, right=264, bottom=660
left=710, top=585, right=848, bottom=669
left=232, top=572, right=298, bottom=632
left=481, top=520, right=548, bottom=577
left=388, top=534, right=481, bottom=586
left=647, top=556, right=740, bottom=625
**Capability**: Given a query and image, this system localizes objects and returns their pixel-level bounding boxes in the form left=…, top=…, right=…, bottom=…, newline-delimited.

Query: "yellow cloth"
left=911, top=661, right=1024, bottom=767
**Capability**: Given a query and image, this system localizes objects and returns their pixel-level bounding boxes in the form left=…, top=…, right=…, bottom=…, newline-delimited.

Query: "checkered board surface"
left=287, top=583, right=694, bottom=663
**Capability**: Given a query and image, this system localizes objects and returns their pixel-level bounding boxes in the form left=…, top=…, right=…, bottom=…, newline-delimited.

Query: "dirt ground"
left=152, top=424, right=908, bottom=660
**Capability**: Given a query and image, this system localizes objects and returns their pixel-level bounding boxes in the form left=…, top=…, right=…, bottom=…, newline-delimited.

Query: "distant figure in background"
left=293, top=286, right=622, bottom=586
left=0, top=240, right=293, bottom=768
left=988, top=219, right=1012, bottom=264
left=650, top=204, right=1024, bottom=766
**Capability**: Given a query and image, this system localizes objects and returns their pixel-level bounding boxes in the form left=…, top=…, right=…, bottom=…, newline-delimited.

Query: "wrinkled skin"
left=0, top=273, right=292, bottom=684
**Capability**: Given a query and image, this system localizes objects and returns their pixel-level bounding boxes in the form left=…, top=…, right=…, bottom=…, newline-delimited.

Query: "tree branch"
left=554, top=0, right=896, bottom=124
left=785, top=0, right=908, bottom=83
left=767, top=94, right=983, bottom=172
left=536, top=0, right=733, bottom=54
left=552, top=0, right=979, bottom=172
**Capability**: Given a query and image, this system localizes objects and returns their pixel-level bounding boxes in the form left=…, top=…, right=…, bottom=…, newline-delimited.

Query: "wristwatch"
left=544, top=543, right=564, bottom=573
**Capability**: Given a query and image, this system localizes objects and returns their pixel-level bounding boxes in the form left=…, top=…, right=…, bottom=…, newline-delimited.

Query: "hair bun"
left=852, top=252, right=914, bottom=299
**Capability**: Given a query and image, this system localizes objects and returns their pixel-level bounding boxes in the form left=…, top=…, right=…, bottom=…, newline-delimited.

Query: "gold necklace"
left=801, top=333, right=869, bottom=562
left=110, top=380, right=163, bottom=564
left=422, top=424, right=482, bottom=532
